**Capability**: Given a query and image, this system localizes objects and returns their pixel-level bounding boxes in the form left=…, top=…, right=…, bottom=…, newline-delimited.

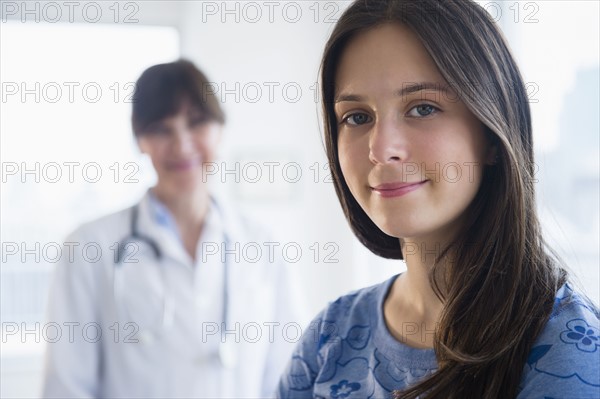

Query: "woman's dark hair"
left=320, top=0, right=568, bottom=398
left=131, top=59, right=225, bottom=135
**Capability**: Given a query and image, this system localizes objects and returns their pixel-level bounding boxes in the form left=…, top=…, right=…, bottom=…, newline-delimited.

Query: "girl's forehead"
left=335, top=25, right=446, bottom=97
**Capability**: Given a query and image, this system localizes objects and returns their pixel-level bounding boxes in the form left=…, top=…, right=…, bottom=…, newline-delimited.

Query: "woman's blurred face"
left=335, top=23, right=495, bottom=245
left=137, top=102, right=222, bottom=196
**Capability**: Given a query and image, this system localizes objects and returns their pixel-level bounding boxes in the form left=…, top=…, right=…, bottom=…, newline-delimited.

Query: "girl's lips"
left=371, top=180, right=428, bottom=198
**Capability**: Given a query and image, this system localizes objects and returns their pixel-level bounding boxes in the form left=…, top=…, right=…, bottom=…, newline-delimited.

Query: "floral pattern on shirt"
left=560, top=318, right=600, bottom=353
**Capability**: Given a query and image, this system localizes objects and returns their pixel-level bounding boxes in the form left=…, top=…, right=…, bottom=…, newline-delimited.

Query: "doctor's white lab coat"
left=42, top=191, right=306, bottom=398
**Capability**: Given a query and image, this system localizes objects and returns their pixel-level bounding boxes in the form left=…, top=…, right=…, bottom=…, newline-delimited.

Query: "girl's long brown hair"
left=320, top=1, right=568, bottom=398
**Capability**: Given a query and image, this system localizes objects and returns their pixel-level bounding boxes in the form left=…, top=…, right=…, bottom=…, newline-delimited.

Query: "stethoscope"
left=112, top=197, right=236, bottom=368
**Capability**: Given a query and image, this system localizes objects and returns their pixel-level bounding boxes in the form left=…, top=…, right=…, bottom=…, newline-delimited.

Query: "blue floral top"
left=277, top=275, right=600, bottom=398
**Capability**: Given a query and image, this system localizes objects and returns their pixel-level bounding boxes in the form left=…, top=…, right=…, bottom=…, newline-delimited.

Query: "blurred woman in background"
left=43, top=59, right=303, bottom=398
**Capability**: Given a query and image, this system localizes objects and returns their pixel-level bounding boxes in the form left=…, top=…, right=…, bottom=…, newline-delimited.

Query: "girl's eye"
left=408, top=104, right=439, bottom=117
left=343, top=113, right=372, bottom=126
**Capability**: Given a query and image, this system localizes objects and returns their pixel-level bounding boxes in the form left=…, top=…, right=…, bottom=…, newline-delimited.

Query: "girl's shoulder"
left=550, top=283, right=600, bottom=321
left=518, top=284, right=600, bottom=397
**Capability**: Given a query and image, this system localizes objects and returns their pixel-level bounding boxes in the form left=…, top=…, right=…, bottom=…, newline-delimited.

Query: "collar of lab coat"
left=136, top=189, right=242, bottom=268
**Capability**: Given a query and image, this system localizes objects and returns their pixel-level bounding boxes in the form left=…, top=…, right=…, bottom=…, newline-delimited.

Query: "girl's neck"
left=383, top=238, right=448, bottom=348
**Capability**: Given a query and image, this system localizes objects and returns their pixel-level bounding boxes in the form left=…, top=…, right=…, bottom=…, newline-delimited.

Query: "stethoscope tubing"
left=112, top=198, right=230, bottom=339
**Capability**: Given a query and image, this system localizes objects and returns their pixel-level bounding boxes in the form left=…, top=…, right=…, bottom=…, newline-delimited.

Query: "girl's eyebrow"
left=335, top=81, right=451, bottom=103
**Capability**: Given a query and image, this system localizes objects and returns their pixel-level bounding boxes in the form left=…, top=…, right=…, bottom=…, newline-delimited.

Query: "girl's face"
left=335, top=23, right=495, bottom=244
left=137, top=102, right=222, bottom=196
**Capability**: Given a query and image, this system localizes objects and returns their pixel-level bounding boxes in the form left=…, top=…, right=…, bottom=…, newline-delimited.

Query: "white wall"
left=499, top=0, right=600, bottom=303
